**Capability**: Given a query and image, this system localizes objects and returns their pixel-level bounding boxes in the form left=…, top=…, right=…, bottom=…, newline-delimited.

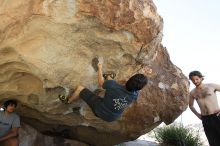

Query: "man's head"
left=189, top=71, right=204, bottom=87
left=3, top=99, right=17, bottom=113
left=125, top=74, right=148, bottom=92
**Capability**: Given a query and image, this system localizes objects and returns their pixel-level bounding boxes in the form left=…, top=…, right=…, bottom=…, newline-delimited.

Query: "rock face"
left=19, top=123, right=89, bottom=146
left=0, top=0, right=189, bottom=145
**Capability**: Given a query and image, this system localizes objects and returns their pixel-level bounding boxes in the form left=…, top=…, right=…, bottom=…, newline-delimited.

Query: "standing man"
left=0, top=99, right=20, bottom=146
left=189, top=71, right=220, bottom=146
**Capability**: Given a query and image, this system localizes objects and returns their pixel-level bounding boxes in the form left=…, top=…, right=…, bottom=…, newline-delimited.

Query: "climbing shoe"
left=103, top=71, right=116, bottom=80
left=58, top=94, right=69, bottom=104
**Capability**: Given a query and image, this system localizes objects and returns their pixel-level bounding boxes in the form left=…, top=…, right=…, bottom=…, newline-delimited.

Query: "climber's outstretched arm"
left=98, top=63, right=104, bottom=87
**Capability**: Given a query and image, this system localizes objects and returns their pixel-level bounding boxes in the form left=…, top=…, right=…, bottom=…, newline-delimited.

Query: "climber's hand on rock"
left=97, top=57, right=103, bottom=69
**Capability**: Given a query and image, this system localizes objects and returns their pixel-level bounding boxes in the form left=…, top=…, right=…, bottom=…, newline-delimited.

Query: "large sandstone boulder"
left=0, top=0, right=189, bottom=145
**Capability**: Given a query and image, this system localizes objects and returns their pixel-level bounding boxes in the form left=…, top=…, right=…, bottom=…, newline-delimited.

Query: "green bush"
left=154, top=124, right=203, bottom=146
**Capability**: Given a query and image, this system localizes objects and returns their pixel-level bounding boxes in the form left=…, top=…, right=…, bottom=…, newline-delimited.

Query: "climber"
left=59, top=59, right=149, bottom=122
left=0, top=99, right=20, bottom=146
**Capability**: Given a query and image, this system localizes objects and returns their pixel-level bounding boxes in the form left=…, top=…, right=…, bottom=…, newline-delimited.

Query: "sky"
left=153, top=0, right=220, bottom=125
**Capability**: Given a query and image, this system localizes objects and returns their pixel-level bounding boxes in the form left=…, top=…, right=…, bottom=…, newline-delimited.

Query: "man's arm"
left=211, top=83, right=220, bottom=92
left=98, top=63, right=104, bottom=87
left=0, top=128, right=19, bottom=142
left=189, top=93, right=201, bottom=119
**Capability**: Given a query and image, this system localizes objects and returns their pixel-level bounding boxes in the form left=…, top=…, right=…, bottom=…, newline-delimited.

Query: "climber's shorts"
left=79, top=88, right=103, bottom=115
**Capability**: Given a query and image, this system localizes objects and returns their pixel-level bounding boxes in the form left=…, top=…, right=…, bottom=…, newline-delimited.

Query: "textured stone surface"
left=19, top=123, right=89, bottom=146
left=0, top=0, right=189, bottom=145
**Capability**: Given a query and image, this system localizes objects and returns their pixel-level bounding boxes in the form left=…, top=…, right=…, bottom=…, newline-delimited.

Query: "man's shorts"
left=202, top=112, right=220, bottom=146
left=79, top=88, right=103, bottom=115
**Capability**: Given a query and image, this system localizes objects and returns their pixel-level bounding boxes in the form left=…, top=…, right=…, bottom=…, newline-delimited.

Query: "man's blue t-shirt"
left=94, top=80, right=139, bottom=122
left=0, top=111, right=20, bottom=137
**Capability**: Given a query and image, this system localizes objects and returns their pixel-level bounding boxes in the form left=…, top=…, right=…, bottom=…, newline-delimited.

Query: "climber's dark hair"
left=125, top=74, right=148, bottom=92
left=3, top=99, right=17, bottom=108
left=189, top=71, right=204, bottom=80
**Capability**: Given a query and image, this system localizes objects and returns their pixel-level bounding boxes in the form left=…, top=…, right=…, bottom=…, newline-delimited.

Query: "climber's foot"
left=103, top=71, right=116, bottom=80
left=59, top=94, right=69, bottom=104
left=68, top=86, right=85, bottom=103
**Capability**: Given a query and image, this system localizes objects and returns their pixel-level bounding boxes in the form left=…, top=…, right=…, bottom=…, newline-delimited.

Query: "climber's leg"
left=93, top=88, right=105, bottom=97
left=67, top=86, right=85, bottom=103
left=77, top=88, right=103, bottom=116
